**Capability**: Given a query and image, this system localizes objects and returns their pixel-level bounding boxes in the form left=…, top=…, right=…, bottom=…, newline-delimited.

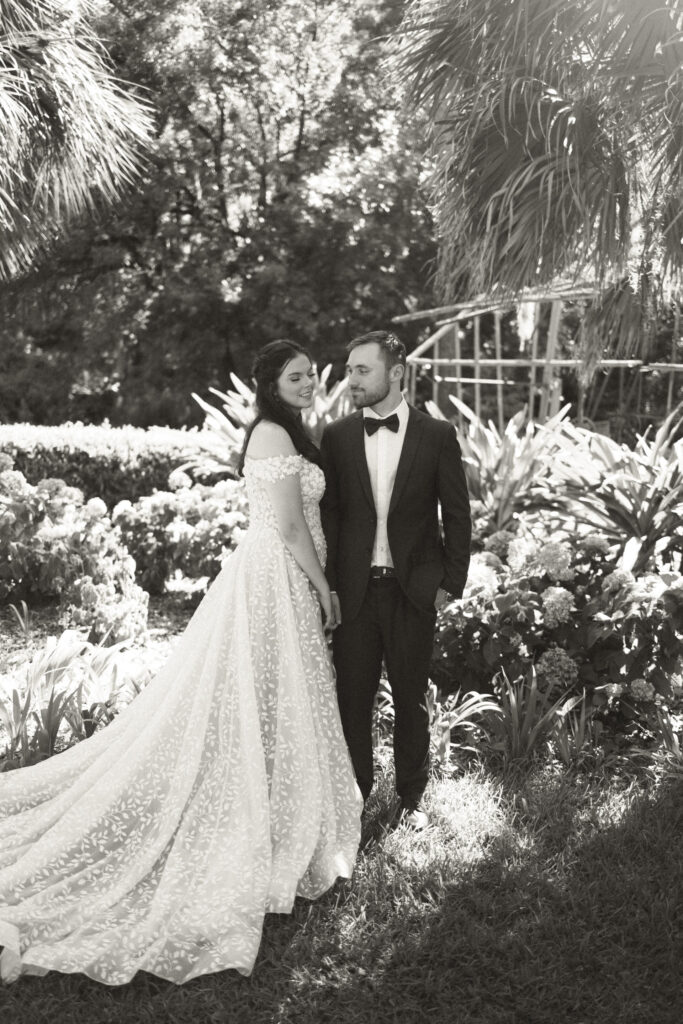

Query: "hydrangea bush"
left=0, top=422, right=203, bottom=507
left=432, top=523, right=683, bottom=745
left=0, top=456, right=148, bottom=642
left=112, top=472, right=249, bottom=595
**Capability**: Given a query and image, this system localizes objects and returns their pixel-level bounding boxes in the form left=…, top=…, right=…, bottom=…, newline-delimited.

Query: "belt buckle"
left=371, top=565, right=395, bottom=579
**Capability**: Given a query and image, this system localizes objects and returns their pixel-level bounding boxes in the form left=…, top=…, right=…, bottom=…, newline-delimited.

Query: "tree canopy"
left=0, top=0, right=437, bottom=425
left=395, top=0, right=683, bottom=359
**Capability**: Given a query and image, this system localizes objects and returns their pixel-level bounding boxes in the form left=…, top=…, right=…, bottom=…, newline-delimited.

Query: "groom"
left=321, top=331, right=471, bottom=829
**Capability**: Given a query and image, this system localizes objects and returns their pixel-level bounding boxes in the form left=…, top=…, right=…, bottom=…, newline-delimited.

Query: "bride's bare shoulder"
left=246, top=421, right=298, bottom=460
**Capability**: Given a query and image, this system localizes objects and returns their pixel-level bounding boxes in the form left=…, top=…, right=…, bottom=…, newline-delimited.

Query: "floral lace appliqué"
left=0, top=454, right=360, bottom=985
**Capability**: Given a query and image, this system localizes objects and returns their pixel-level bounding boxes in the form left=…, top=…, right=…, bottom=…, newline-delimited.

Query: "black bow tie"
left=364, top=413, right=400, bottom=436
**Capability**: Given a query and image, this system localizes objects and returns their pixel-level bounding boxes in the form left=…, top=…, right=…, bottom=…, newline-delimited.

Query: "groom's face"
left=346, top=342, right=392, bottom=408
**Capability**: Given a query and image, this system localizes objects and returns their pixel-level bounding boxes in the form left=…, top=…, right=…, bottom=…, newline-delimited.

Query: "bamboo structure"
left=397, top=287, right=683, bottom=430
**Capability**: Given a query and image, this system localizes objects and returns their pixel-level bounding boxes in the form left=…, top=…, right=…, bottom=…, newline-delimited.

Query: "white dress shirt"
left=363, top=397, right=410, bottom=567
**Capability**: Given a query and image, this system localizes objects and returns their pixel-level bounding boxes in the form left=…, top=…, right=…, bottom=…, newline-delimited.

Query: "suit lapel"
left=349, top=412, right=375, bottom=509
left=389, top=406, right=423, bottom=514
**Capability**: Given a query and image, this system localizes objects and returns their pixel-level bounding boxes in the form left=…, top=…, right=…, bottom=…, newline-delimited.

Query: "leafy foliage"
left=0, top=629, right=136, bottom=771
left=0, top=421, right=203, bottom=505
left=113, top=477, right=248, bottom=596
left=0, top=0, right=435, bottom=427
left=428, top=396, right=571, bottom=534
left=433, top=525, right=683, bottom=749
left=0, top=457, right=148, bottom=640
left=395, top=0, right=683, bottom=359
left=0, top=0, right=152, bottom=278
left=484, top=670, right=582, bottom=765
left=539, top=406, right=683, bottom=571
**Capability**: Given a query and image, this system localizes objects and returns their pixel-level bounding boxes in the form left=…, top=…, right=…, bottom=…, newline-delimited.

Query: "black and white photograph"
left=1, top=2, right=683, bottom=1022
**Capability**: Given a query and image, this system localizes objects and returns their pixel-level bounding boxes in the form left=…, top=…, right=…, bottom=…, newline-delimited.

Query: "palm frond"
left=394, top=0, right=683, bottom=357
left=0, top=0, right=154, bottom=279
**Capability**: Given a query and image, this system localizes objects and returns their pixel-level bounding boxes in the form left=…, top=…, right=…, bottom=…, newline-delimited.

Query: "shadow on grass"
left=2, top=770, right=682, bottom=1024
left=283, top=770, right=683, bottom=1024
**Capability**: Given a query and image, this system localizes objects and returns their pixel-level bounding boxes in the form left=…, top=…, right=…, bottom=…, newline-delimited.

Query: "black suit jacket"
left=320, top=406, right=471, bottom=621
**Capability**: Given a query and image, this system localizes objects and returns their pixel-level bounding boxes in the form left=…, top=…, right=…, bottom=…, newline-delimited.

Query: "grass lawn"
left=2, top=606, right=682, bottom=1023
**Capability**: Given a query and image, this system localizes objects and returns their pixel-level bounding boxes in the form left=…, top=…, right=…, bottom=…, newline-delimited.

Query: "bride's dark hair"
left=237, top=339, right=322, bottom=475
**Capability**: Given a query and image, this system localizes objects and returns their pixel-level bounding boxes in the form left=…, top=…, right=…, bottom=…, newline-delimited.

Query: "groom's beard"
left=350, top=377, right=391, bottom=408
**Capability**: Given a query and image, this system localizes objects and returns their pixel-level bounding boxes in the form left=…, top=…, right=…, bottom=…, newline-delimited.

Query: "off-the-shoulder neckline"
left=243, top=453, right=303, bottom=462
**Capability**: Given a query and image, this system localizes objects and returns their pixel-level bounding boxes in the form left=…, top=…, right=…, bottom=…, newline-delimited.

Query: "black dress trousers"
left=332, top=577, right=436, bottom=804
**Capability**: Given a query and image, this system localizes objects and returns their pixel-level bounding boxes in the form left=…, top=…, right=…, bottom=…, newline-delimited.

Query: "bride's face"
left=276, top=354, right=316, bottom=412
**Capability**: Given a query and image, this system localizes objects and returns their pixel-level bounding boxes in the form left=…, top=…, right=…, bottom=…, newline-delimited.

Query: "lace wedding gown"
left=0, top=454, right=361, bottom=985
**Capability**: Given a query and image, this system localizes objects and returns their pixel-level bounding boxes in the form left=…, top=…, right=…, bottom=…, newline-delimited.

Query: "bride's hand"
left=319, top=587, right=335, bottom=632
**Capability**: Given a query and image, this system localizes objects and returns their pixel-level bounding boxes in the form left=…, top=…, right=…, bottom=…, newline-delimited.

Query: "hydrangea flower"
left=112, top=500, right=134, bottom=518
left=603, top=683, right=625, bottom=701
left=62, top=485, right=85, bottom=505
left=507, top=537, right=537, bottom=575
left=0, top=453, right=14, bottom=472
left=508, top=536, right=574, bottom=581
left=0, top=469, right=28, bottom=497
left=629, top=678, right=656, bottom=702
left=536, top=541, right=574, bottom=581
left=484, top=530, right=516, bottom=560
left=167, top=521, right=194, bottom=544
left=541, top=586, right=575, bottom=627
left=630, top=575, right=666, bottom=602
left=35, top=477, right=66, bottom=497
left=578, top=533, right=611, bottom=555
left=168, top=469, right=193, bottom=491
left=85, top=497, right=108, bottom=519
left=536, top=645, right=579, bottom=691
left=462, top=555, right=500, bottom=603
left=602, top=569, right=635, bottom=594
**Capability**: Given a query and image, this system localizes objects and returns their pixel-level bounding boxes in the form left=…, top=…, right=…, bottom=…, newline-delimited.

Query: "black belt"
left=369, top=565, right=397, bottom=579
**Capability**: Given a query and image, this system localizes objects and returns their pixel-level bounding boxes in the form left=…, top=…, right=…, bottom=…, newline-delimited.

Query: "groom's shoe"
left=399, top=798, right=429, bottom=831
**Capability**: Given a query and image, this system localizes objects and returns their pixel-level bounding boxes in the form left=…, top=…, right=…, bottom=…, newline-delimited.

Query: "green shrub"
left=0, top=422, right=204, bottom=507
left=112, top=473, right=249, bottom=595
left=427, top=398, right=571, bottom=537
left=537, top=405, right=683, bottom=572
left=0, top=630, right=140, bottom=771
left=0, top=456, right=148, bottom=641
left=433, top=524, right=683, bottom=748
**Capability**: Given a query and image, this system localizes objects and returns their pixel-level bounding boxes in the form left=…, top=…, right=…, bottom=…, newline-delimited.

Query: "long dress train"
left=0, top=454, right=361, bottom=985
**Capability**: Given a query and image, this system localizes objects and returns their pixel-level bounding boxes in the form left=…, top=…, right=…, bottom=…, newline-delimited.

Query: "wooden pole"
left=494, top=311, right=504, bottom=433
left=432, top=331, right=440, bottom=407
left=473, top=315, right=481, bottom=420
left=587, top=367, right=612, bottom=422
left=577, top=379, right=585, bottom=425
left=408, top=361, right=416, bottom=405
left=408, top=356, right=645, bottom=368
left=454, top=325, right=464, bottom=430
left=637, top=368, right=643, bottom=421
left=528, top=304, right=539, bottom=419
left=667, top=303, right=680, bottom=413
left=539, top=299, right=561, bottom=422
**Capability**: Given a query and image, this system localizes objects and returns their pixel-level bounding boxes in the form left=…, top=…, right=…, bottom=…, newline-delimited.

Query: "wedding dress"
left=0, top=454, right=361, bottom=985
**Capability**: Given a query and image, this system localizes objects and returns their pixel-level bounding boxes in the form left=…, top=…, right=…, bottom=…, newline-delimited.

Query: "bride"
left=0, top=340, right=361, bottom=986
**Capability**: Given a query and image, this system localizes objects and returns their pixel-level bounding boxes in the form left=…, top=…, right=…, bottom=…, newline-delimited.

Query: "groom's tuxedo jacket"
left=320, top=405, right=471, bottom=621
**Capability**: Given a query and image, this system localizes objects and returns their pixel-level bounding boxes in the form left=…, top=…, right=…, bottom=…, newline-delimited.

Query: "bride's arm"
left=248, top=422, right=333, bottom=628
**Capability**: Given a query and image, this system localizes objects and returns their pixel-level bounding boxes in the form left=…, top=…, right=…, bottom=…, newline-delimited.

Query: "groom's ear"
left=390, top=363, right=405, bottom=383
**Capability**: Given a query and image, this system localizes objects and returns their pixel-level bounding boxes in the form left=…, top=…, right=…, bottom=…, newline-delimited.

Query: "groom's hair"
left=347, top=331, right=406, bottom=375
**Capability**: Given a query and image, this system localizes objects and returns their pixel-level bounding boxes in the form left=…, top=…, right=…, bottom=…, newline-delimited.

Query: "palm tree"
left=394, top=0, right=683, bottom=360
left=0, top=0, right=153, bottom=280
